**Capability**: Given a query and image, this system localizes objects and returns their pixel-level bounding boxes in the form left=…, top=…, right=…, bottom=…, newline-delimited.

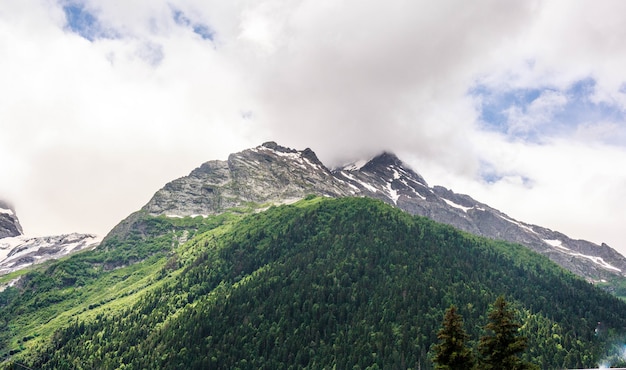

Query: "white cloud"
left=574, top=121, right=626, bottom=146
left=504, top=90, right=568, bottom=136
left=458, top=134, right=626, bottom=252
left=232, top=0, right=537, bottom=167
left=2, top=0, right=626, bottom=256
left=0, top=0, right=257, bottom=235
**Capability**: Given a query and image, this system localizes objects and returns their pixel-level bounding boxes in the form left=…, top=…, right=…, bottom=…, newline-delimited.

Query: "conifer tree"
left=478, top=296, right=536, bottom=370
left=432, top=305, right=475, bottom=370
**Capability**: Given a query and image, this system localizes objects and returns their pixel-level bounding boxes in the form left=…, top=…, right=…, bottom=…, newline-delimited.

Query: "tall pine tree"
left=478, top=296, right=536, bottom=370
left=432, top=305, right=475, bottom=370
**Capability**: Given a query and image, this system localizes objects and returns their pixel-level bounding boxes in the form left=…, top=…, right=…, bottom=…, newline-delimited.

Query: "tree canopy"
left=478, top=296, right=537, bottom=370
left=432, top=305, right=475, bottom=369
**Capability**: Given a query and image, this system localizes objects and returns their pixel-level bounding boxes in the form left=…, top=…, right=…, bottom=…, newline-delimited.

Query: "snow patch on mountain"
left=340, top=171, right=378, bottom=193
left=543, top=238, right=621, bottom=272
left=341, top=159, right=369, bottom=171
left=331, top=176, right=358, bottom=194
left=299, top=157, right=325, bottom=172
left=496, top=213, right=538, bottom=234
left=257, top=143, right=303, bottom=161
left=544, top=239, right=570, bottom=250
left=442, top=198, right=473, bottom=212
left=400, top=179, right=426, bottom=200
left=570, top=253, right=622, bottom=273
left=390, top=167, right=401, bottom=180
left=385, top=182, right=399, bottom=204
left=0, top=237, right=24, bottom=261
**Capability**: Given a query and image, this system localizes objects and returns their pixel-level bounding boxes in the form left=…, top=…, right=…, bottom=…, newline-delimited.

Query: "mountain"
left=0, top=201, right=101, bottom=275
left=3, top=144, right=626, bottom=368
left=114, top=142, right=626, bottom=286
left=10, top=197, right=626, bottom=369
left=0, top=201, right=22, bottom=239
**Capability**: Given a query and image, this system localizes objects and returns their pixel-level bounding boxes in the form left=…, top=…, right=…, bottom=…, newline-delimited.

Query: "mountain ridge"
left=111, top=141, right=626, bottom=285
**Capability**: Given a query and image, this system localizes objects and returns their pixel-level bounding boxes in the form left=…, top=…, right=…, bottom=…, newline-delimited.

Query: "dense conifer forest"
left=2, top=196, right=626, bottom=369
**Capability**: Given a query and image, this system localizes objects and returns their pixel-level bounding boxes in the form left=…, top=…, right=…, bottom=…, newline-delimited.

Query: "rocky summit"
left=119, top=142, right=626, bottom=284
left=143, top=142, right=352, bottom=216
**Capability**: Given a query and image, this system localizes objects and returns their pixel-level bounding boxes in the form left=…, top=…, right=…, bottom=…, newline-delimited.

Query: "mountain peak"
left=357, top=151, right=429, bottom=188
left=363, top=152, right=402, bottom=169
left=259, top=141, right=297, bottom=154
left=255, top=142, right=323, bottom=166
left=339, top=152, right=407, bottom=173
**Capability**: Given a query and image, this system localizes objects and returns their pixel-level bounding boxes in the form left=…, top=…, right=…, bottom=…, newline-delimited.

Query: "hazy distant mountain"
left=0, top=201, right=100, bottom=275
left=114, top=141, right=626, bottom=285
left=0, top=233, right=101, bottom=275
left=0, top=201, right=22, bottom=239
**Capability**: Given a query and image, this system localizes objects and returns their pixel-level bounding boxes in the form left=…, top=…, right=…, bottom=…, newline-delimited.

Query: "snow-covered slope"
left=0, top=200, right=101, bottom=275
left=0, top=233, right=101, bottom=275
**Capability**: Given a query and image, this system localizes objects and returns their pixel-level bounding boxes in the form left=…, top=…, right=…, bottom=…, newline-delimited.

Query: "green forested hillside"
left=0, top=210, right=242, bottom=361
left=2, top=197, right=626, bottom=369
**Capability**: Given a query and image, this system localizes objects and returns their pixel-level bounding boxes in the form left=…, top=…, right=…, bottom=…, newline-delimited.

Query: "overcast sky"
left=2, top=0, right=626, bottom=254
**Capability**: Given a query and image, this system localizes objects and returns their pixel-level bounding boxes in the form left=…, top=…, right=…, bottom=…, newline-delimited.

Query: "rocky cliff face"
left=132, top=142, right=626, bottom=283
left=143, top=142, right=353, bottom=216
left=0, top=201, right=23, bottom=239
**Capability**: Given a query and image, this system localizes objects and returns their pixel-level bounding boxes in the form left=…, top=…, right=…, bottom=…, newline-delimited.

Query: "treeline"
left=4, top=197, right=626, bottom=369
